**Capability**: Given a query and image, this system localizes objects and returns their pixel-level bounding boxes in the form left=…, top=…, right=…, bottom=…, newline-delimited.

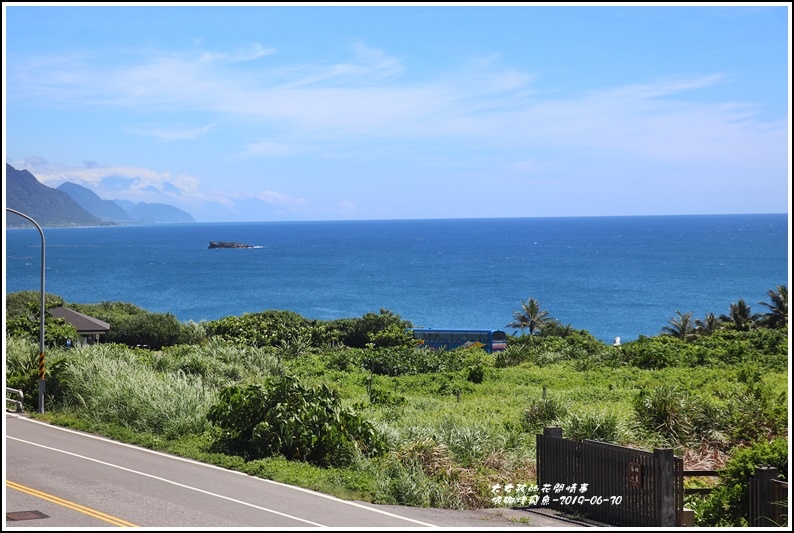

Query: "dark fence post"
left=749, top=466, right=780, bottom=527
left=653, top=448, right=675, bottom=527
left=543, top=426, right=563, bottom=438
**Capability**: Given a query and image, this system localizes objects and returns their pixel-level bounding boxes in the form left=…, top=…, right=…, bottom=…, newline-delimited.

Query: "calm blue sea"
left=4, top=214, right=789, bottom=343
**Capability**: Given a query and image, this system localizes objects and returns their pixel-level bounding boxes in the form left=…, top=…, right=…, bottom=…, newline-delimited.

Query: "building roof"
left=50, top=306, right=111, bottom=334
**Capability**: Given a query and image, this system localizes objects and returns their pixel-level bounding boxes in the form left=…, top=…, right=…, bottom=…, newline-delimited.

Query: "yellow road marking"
left=6, top=480, right=138, bottom=527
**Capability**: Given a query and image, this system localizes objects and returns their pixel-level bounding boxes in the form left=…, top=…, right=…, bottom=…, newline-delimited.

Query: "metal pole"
left=6, top=208, right=46, bottom=413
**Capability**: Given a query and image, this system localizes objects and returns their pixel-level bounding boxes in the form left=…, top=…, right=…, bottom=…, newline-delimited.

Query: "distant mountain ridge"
left=5, top=164, right=195, bottom=227
left=56, top=181, right=133, bottom=223
left=124, top=200, right=195, bottom=224
left=5, top=164, right=107, bottom=227
left=58, top=181, right=195, bottom=224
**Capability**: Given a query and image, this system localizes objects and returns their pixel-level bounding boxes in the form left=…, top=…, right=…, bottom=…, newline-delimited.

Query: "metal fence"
left=6, top=387, right=24, bottom=412
left=536, top=427, right=682, bottom=527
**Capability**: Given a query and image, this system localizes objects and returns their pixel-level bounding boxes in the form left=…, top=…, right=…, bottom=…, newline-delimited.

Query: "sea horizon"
left=6, top=210, right=791, bottom=228
left=4, top=213, right=789, bottom=344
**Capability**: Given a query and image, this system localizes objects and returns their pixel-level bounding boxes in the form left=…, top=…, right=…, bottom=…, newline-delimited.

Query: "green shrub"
left=562, top=410, right=621, bottom=443
left=4, top=294, right=79, bottom=348
left=632, top=385, right=694, bottom=444
left=688, top=396, right=731, bottom=448
left=463, top=350, right=492, bottom=384
left=694, top=437, right=788, bottom=527
left=369, top=385, right=406, bottom=407
left=67, top=300, right=149, bottom=319
left=521, top=395, right=567, bottom=431
left=5, top=335, right=75, bottom=412
left=692, top=328, right=788, bottom=368
left=6, top=292, right=789, bottom=515
left=724, top=366, right=788, bottom=445
left=323, top=347, right=365, bottom=372
left=515, top=337, right=567, bottom=365
left=618, top=335, right=687, bottom=369
left=327, top=309, right=413, bottom=349
left=375, top=453, right=450, bottom=507
left=177, top=320, right=209, bottom=345
left=105, top=312, right=183, bottom=349
left=374, top=438, right=471, bottom=509
left=367, top=346, right=465, bottom=376
left=493, top=345, right=532, bottom=367
left=208, top=375, right=388, bottom=467
left=206, top=310, right=336, bottom=349
left=152, top=339, right=279, bottom=388
left=5, top=291, right=65, bottom=320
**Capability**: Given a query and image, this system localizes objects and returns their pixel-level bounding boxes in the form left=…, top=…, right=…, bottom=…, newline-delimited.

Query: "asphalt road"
left=5, top=413, right=589, bottom=529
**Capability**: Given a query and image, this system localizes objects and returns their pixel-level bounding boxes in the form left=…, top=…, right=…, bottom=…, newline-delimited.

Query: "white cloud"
left=251, top=190, right=307, bottom=208
left=8, top=157, right=317, bottom=221
left=198, top=43, right=275, bottom=63
left=7, top=38, right=786, bottom=220
left=126, top=122, right=217, bottom=141
left=10, top=41, right=782, bottom=165
left=10, top=160, right=199, bottom=199
left=236, top=139, right=298, bottom=158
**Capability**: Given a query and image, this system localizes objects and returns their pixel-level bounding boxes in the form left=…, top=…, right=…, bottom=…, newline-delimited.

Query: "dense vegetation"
left=5, top=286, right=789, bottom=526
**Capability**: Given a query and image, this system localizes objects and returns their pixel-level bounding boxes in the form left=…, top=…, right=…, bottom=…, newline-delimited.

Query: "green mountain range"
left=5, top=164, right=195, bottom=227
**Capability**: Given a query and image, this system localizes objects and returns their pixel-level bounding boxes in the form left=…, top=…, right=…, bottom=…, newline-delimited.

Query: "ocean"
left=4, top=214, right=789, bottom=343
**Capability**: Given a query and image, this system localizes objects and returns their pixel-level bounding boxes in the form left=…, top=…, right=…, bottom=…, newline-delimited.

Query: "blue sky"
left=3, top=3, right=791, bottom=222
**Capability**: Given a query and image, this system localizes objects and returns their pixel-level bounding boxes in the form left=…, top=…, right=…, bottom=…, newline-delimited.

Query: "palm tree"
left=757, top=285, right=788, bottom=329
left=694, top=312, right=720, bottom=335
left=507, top=297, right=551, bottom=336
left=539, top=319, right=574, bottom=338
left=661, top=310, right=695, bottom=340
left=719, top=299, right=758, bottom=331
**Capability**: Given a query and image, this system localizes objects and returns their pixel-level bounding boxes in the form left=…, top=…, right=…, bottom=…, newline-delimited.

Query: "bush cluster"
left=4, top=289, right=788, bottom=524
left=693, top=437, right=788, bottom=527
left=208, top=375, right=387, bottom=467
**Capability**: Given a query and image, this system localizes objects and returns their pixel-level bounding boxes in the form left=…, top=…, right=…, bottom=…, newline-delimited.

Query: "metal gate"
left=537, top=427, right=681, bottom=527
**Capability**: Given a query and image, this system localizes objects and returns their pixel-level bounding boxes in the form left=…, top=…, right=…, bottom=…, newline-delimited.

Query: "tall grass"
left=520, top=394, right=567, bottom=431
left=5, top=335, right=42, bottom=396
left=155, top=338, right=281, bottom=388
left=435, top=418, right=498, bottom=466
left=55, top=344, right=216, bottom=438
left=562, top=410, right=623, bottom=443
left=632, top=385, right=695, bottom=444
left=375, top=438, right=477, bottom=509
left=6, top=321, right=787, bottom=523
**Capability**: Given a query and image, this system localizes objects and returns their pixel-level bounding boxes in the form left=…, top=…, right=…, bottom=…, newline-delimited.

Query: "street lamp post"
left=6, top=208, right=46, bottom=413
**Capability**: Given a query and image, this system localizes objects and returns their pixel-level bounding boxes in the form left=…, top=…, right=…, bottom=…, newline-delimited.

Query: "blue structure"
left=409, top=328, right=507, bottom=353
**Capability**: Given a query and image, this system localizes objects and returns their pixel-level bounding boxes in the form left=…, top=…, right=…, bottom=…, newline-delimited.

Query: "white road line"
left=7, top=414, right=437, bottom=527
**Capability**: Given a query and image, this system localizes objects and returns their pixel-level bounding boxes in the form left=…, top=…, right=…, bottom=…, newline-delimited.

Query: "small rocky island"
left=208, top=241, right=254, bottom=249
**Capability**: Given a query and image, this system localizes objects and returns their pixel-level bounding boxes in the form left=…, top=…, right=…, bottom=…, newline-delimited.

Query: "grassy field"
left=5, top=293, right=790, bottom=526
